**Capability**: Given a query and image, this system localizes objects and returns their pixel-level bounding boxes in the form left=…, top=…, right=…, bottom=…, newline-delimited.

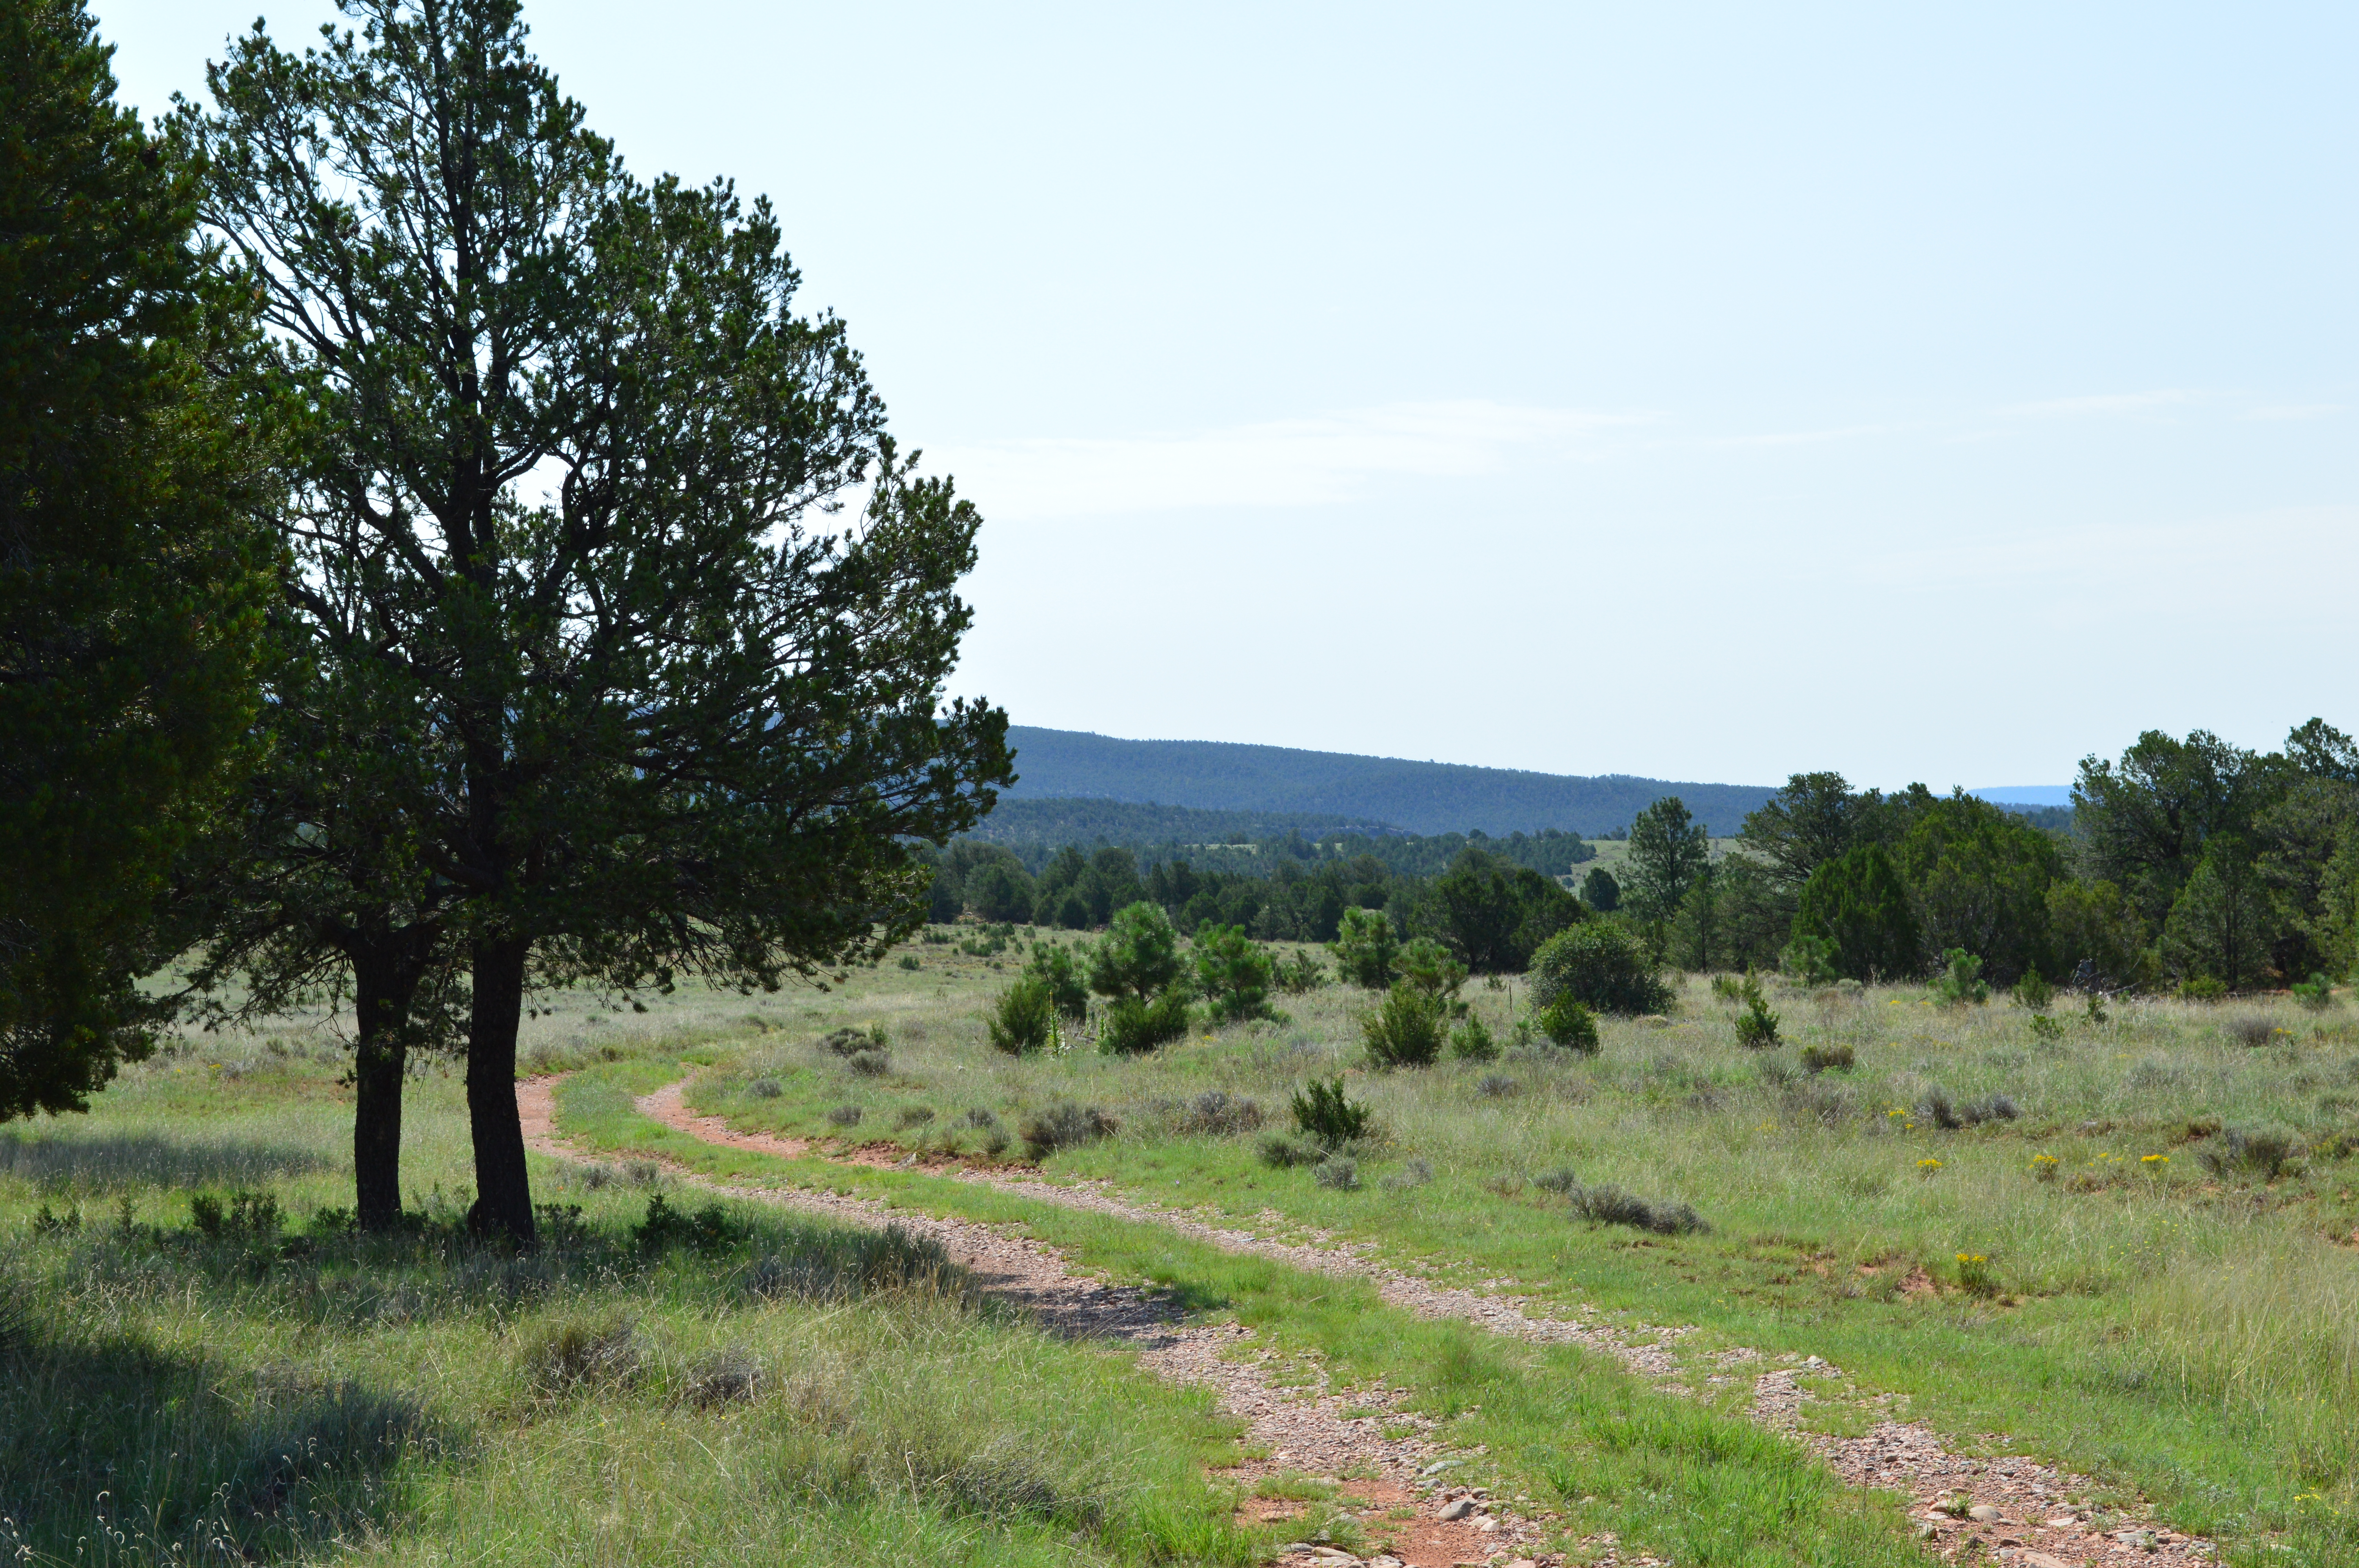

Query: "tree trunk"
left=465, top=933, right=536, bottom=1246
left=349, top=945, right=421, bottom=1232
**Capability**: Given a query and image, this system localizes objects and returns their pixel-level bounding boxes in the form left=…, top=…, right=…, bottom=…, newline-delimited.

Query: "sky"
left=95, top=1, right=2358, bottom=792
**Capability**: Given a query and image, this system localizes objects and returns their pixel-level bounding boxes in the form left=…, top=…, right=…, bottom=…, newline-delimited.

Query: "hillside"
left=1000, top=726, right=1777, bottom=835
left=961, top=798, right=1396, bottom=849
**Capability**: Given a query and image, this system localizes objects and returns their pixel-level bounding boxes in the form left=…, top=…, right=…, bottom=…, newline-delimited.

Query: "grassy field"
left=671, top=925, right=2359, bottom=1565
left=5, top=923, right=2355, bottom=1565
left=0, top=1041, right=1259, bottom=1566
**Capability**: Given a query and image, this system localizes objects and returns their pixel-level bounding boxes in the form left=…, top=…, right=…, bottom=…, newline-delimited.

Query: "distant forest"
left=933, top=721, right=2359, bottom=997
left=1000, top=726, right=1778, bottom=835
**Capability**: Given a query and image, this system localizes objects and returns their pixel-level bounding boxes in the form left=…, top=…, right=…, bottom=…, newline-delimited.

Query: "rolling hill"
left=998, top=726, right=1779, bottom=836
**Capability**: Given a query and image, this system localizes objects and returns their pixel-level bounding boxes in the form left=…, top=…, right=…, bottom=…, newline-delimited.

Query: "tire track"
left=631, top=1076, right=2225, bottom=1568
left=519, top=1077, right=1580, bottom=1568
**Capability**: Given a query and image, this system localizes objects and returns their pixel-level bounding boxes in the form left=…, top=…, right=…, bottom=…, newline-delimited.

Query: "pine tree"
left=0, top=0, right=273, bottom=1118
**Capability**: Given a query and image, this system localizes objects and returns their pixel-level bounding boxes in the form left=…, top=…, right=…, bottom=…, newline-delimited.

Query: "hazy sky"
left=96, top=2, right=2357, bottom=791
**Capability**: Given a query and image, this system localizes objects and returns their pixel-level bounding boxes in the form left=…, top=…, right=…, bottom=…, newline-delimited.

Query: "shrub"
left=1330, top=906, right=1399, bottom=989
left=1362, top=982, right=1447, bottom=1068
left=1780, top=932, right=1840, bottom=987
left=2180, top=975, right=2228, bottom=1002
left=636, top=1194, right=744, bottom=1255
left=1476, top=1073, right=1520, bottom=1098
left=1087, top=902, right=1184, bottom=1002
left=1174, top=1090, right=1263, bottom=1136
left=819, top=1024, right=888, bottom=1056
left=1291, top=1076, right=1370, bottom=1148
left=747, top=1078, right=783, bottom=1099
left=1537, top=1170, right=1708, bottom=1234
left=2200, top=1126, right=2298, bottom=1181
left=1382, top=1158, right=1434, bottom=1190
left=1256, top=1130, right=1323, bottom=1168
left=1392, top=936, right=1467, bottom=1004
left=1732, top=993, right=1781, bottom=1050
left=1531, top=922, right=1672, bottom=1016
left=826, top=1104, right=863, bottom=1127
left=1798, top=1042, right=1854, bottom=1074
left=1536, top=993, right=1599, bottom=1054
left=1193, top=921, right=1279, bottom=1023
left=2292, top=972, right=2336, bottom=1011
left=1709, top=973, right=1747, bottom=1002
left=894, top=1106, right=936, bottom=1130
left=1022, top=941, right=1092, bottom=1020
left=845, top=1049, right=891, bottom=1076
left=189, top=1189, right=281, bottom=1239
left=1448, top=1015, right=1499, bottom=1062
left=2228, top=1015, right=2278, bottom=1049
left=1916, top=1085, right=2019, bottom=1129
left=897, top=954, right=921, bottom=970
left=1928, top=948, right=1990, bottom=1006
left=2028, top=1013, right=2066, bottom=1042
left=1098, top=988, right=1192, bottom=1055
left=1274, top=949, right=1329, bottom=993
left=1019, top=1103, right=1116, bottom=1159
left=2014, top=966, right=2055, bottom=1012
left=1312, top=1156, right=1360, bottom=1191
left=986, top=976, right=1058, bottom=1055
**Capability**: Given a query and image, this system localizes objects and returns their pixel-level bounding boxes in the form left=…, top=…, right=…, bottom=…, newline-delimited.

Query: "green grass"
left=659, top=931, right=2359, bottom=1566
left=0, top=1048, right=1259, bottom=1566
left=555, top=1059, right=1935, bottom=1566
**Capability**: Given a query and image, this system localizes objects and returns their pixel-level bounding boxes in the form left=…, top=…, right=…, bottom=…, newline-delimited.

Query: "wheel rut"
left=518, top=1076, right=1577, bottom=1568
left=527, top=1074, right=2226, bottom=1567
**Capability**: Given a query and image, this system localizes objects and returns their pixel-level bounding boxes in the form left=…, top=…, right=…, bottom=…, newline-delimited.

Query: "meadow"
left=5, top=923, right=2356, bottom=1566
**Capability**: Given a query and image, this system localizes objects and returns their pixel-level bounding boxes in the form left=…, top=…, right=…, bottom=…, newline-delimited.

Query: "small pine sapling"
left=1291, top=1076, right=1370, bottom=1149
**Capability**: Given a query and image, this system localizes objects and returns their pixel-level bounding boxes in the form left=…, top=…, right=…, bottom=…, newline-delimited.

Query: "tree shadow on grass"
left=0, top=1127, right=329, bottom=1192
left=0, top=1276, right=445, bottom=1562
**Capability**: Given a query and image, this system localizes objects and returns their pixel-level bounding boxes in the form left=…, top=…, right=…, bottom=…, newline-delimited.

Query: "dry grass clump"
left=825, top=1105, right=863, bottom=1127
left=1533, top=1167, right=1707, bottom=1234
left=520, top=1315, right=644, bottom=1400
left=1018, top=1103, right=1116, bottom=1159
left=1171, top=1089, right=1264, bottom=1137
left=740, top=1224, right=978, bottom=1307
left=1916, top=1084, right=2020, bottom=1129
left=2199, top=1126, right=2300, bottom=1181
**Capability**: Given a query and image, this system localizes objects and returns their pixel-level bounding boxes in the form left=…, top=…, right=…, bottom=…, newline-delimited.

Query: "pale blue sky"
left=98, top=2, right=2357, bottom=790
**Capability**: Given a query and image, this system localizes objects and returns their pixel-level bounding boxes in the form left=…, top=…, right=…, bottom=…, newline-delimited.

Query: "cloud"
left=2000, top=389, right=2201, bottom=418
left=933, top=400, right=1650, bottom=518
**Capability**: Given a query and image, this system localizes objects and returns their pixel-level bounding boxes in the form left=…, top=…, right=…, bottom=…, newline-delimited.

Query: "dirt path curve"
left=623, top=1076, right=2224, bottom=1568
left=518, top=1078, right=1584, bottom=1568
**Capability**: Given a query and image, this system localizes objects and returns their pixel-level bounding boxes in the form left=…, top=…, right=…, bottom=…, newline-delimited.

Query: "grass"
left=0, top=1039, right=1259, bottom=1565
left=663, top=926, right=2359, bottom=1566
left=18, top=926, right=2358, bottom=1564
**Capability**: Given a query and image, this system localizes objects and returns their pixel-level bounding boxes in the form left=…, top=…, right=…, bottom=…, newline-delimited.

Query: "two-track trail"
left=518, top=1077, right=1578, bottom=1568
left=528, top=1074, right=2223, bottom=1567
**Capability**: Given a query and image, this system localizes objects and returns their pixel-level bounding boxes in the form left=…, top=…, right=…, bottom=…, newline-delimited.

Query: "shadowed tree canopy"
left=191, top=0, right=1010, bottom=1242
left=0, top=0, right=274, bottom=1119
left=2074, top=730, right=2277, bottom=930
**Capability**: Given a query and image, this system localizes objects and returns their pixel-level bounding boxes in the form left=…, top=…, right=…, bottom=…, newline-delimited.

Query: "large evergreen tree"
left=0, top=0, right=273, bottom=1118
left=194, top=0, right=1009, bottom=1241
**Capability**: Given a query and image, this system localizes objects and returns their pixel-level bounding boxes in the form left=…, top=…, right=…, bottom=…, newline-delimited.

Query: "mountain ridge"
left=998, top=726, right=1779, bottom=836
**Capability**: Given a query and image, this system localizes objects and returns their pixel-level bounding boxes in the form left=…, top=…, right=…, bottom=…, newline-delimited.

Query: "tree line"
left=937, top=719, right=2359, bottom=1003
left=1548, top=722, right=2358, bottom=995
left=0, top=0, right=1010, bottom=1241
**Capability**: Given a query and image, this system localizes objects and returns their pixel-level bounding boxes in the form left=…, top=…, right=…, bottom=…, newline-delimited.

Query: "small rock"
left=2014, top=1554, right=2076, bottom=1568
left=1437, top=1497, right=1477, bottom=1521
left=1475, top=1515, right=1501, bottom=1533
left=2043, top=1517, right=2080, bottom=1529
left=1969, top=1504, right=2004, bottom=1523
left=1422, top=1459, right=1462, bottom=1476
